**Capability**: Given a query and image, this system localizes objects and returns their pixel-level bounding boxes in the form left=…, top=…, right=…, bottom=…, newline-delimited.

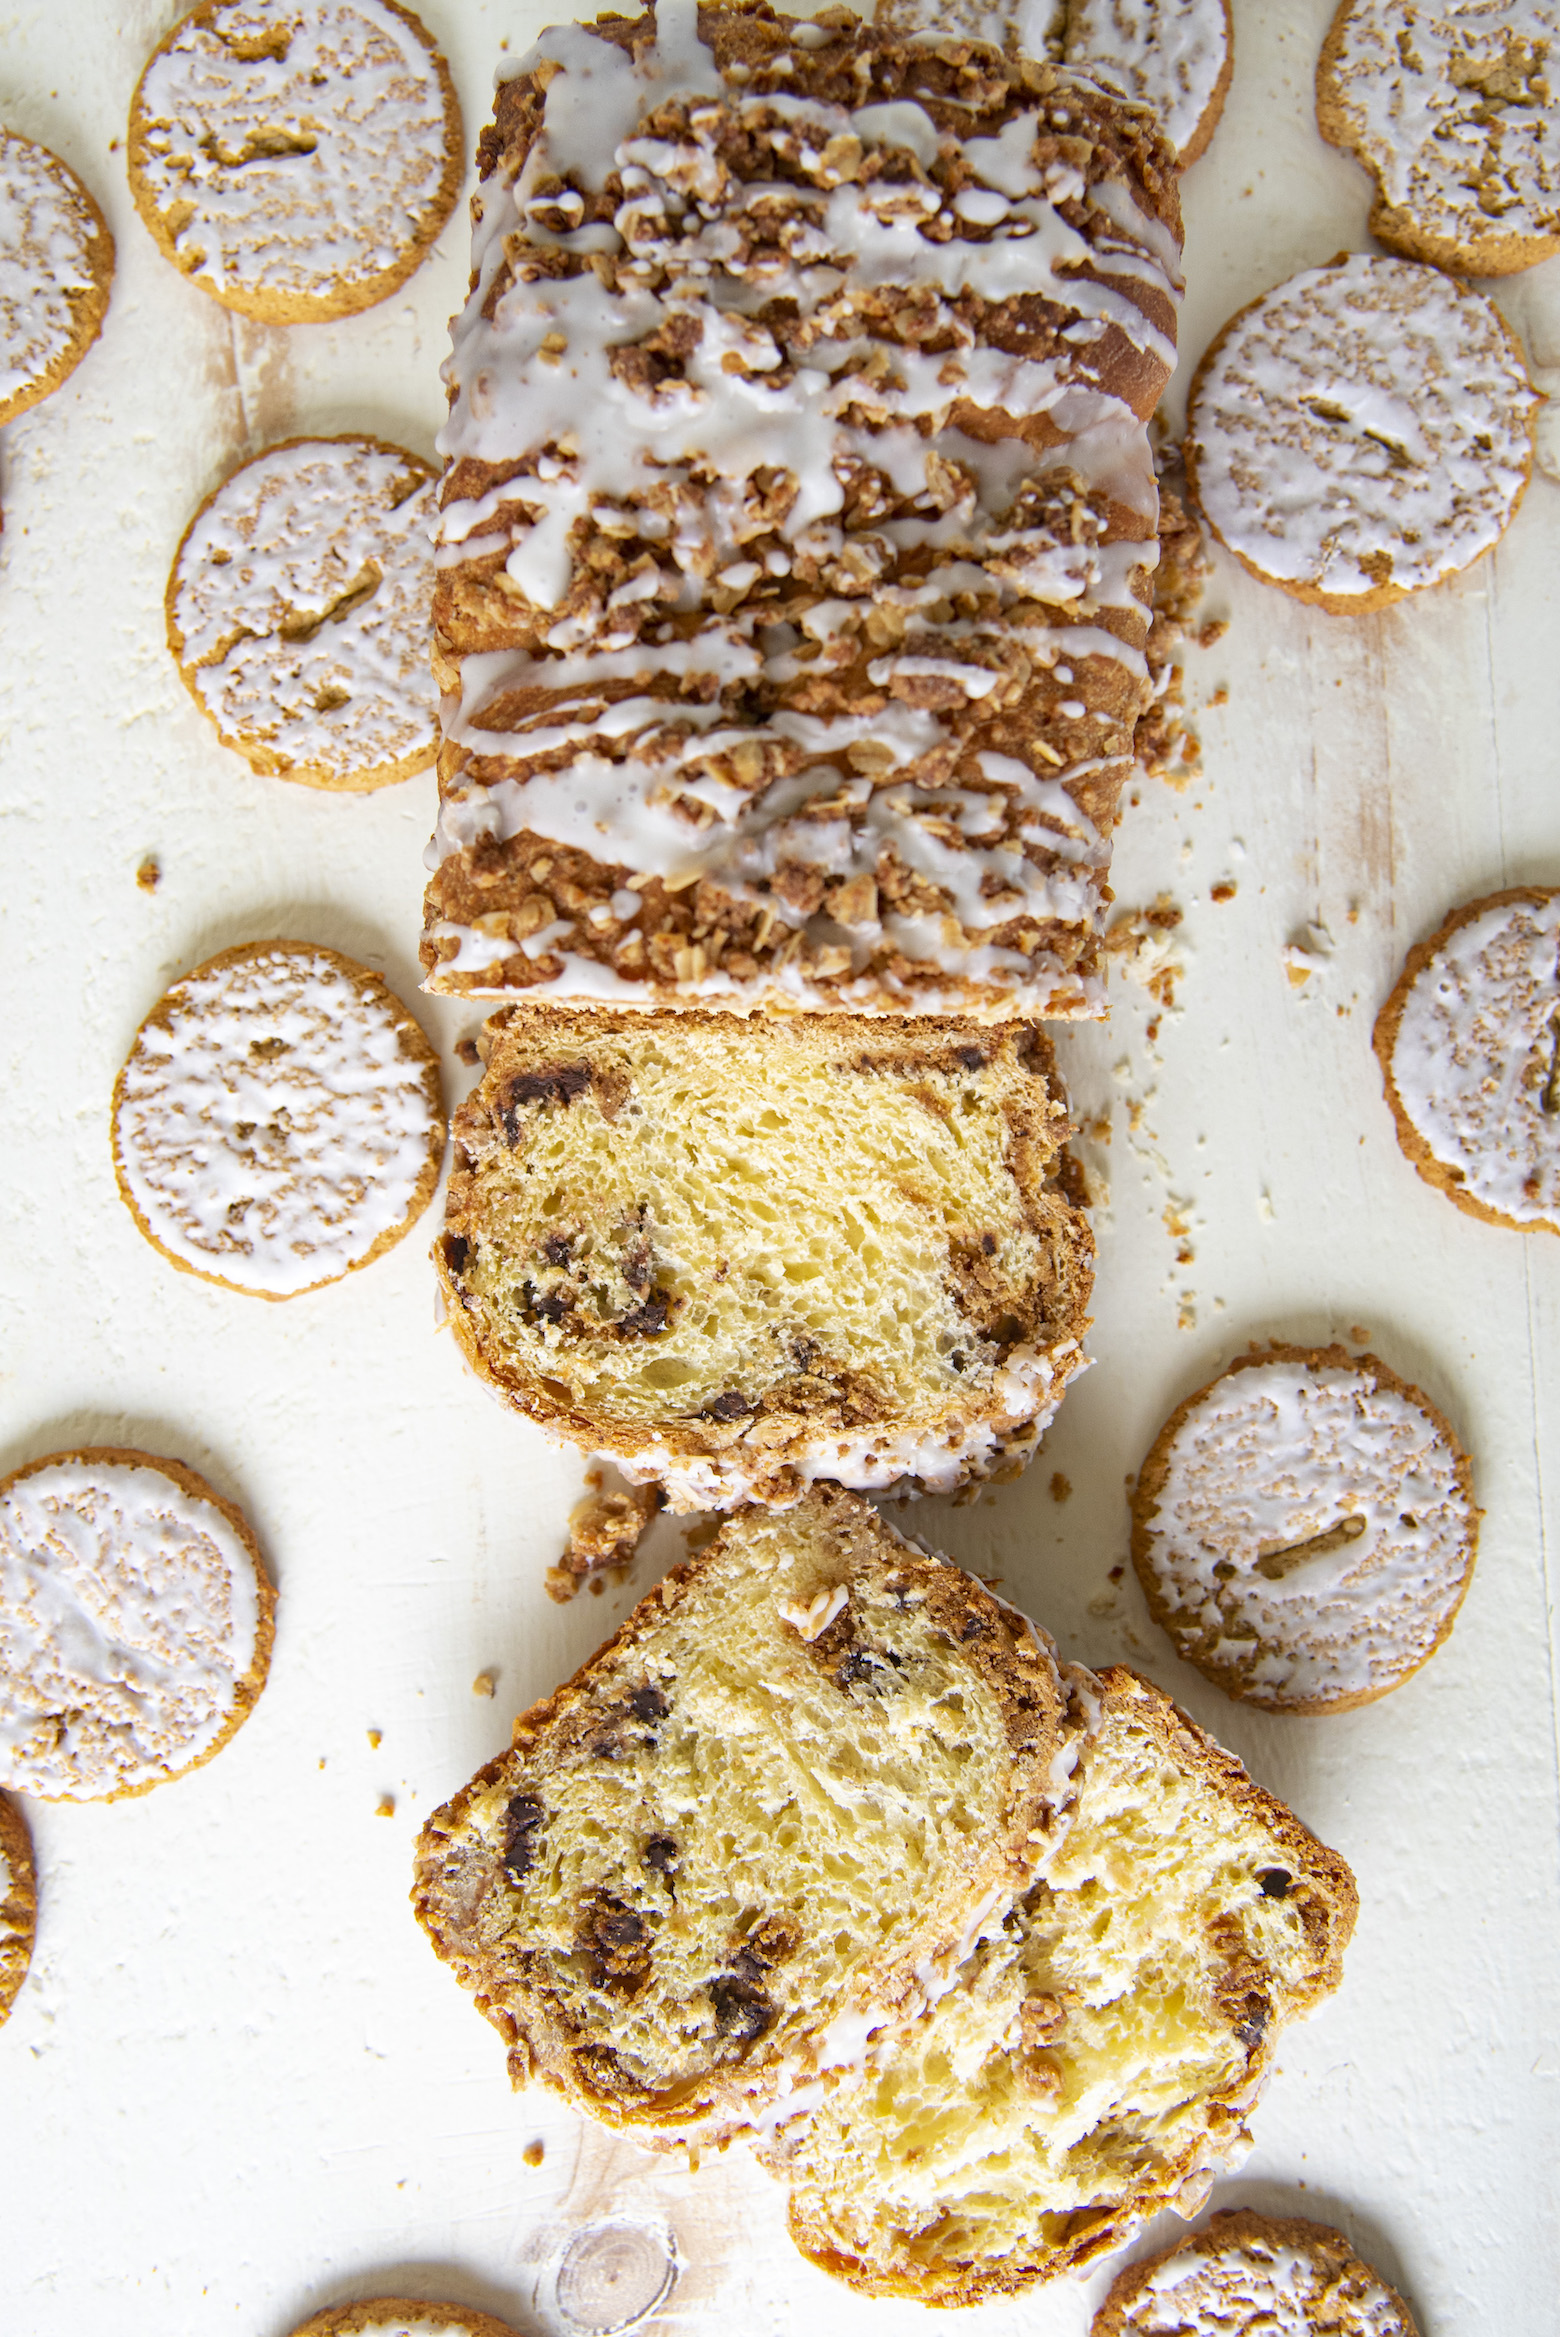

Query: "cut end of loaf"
left=435, top=1008, right=1093, bottom=1506
left=410, top=1485, right=1069, bottom=2138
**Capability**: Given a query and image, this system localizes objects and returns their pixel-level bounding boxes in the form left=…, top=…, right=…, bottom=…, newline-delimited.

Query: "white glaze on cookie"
left=130, top=0, right=457, bottom=316
left=1188, top=254, right=1533, bottom=605
left=168, top=437, right=438, bottom=789
left=0, top=1459, right=264, bottom=1801
left=1385, top=890, right=1560, bottom=1230
left=1321, top=0, right=1560, bottom=269
left=0, top=128, right=108, bottom=417
left=1107, top=2217, right=1417, bottom=2334
left=424, top=5, right=1182, bottom=1014
left=112, top=944, right=443, bottom=1298
left=1136, top=1357, right=1476, bottom=1710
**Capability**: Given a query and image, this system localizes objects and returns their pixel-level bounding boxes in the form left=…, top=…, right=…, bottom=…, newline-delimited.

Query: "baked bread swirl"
left=421, top=0, right=1183, bottom=1018
left=436, top=1007, right=1093, bottom=1508
left=771, top=1665, right=1357, bottom=2304
left=411, top=1485, right=1071, bottom=2142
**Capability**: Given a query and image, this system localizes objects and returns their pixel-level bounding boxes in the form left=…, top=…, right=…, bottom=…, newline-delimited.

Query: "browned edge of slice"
left=1093, top=2205, right=1421, bottom=2335
left=110, top=941, right=446, bottom=1302
left=410, top=1483, right=1065, bottom=2137
left=286, top=2300, right=524, bottom=2337
left=1129, top=1343, right=1480, bottom=1715
left=0, top=1446, right=276, bottom=1804
left=1372, top=885, right=1560, bottom=1237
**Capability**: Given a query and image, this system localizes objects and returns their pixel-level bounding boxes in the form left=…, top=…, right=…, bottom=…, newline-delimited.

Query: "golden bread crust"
left=0, top=1788, right=36, bottom=2028
left=1093, top=2205, right=1420, bottom=2334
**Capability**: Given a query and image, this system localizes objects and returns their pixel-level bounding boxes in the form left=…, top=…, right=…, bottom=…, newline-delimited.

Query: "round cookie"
left=1094, top=2207, right=1420, bottom=2335
left=0, top=1449, right=275, bottom=1803
left=1130, top=1344, right=1478, bottom=1715
left=0, top=1790, right=36, bottom=2028
left=167, top=435, right=439, bottom=792
left=1319, top=1, right=1560, bottom=279
left=1375, top=886, right=1560, bottom=1236
left=111, top=941, right=445, bottom=1301
left=126, top=0, right=462, bottom=325
left=0, top=127, right=114, bottom=428
left=1185, top=253, right=1534, bottom=614
left=1062, top=0, right=1234, bottom=165
left=286, top=2306, right=523, bottom=2337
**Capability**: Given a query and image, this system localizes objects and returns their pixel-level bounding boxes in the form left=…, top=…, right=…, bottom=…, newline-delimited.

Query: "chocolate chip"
left=702, top=1391, right=752, bottom=1422
left=959, top=1611, right=990, bottom=1641
left=954, top=1044, right=988, bottom=1071
left=618, top=1291, right=671, bottom=1338
left=501, top=1793, right=546, bottom=1885
left=539, top=1231, right=573, bottom=1267
left=497, top=1061, right=590, bottom=1142
left=629, top=1684, right=668, bottom=1724
left=643, top=1834, right=679, bottom=1879
left=1234, top=1991, right=1270, bottom=2047
left=836, top=1648, right=887, bottom=1690
left=579, top=1893, right=653, bottom=1992
left=710, top=1974, right=775, bottom=2043
left=1258, top=1868, right=1292, bottom=1898
left=443, top=1233, right=469, bottom=1276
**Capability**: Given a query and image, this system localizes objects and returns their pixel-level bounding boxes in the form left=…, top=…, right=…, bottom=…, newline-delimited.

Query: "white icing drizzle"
left=0, top=1460, right=262, bottom=1801
left=1123, top=2222, right=1415, bottom=2333
left=170, top=437, right=439, bottom=787
left=1387, top=890, right=1560, bottom=1228
left=113, top=944, right=442, bottom=1299
left=132, top=0, right=455, bottom=309
left=170, top=439, right=439, bottom=794
left=0, top=128, right=104, bottom=408
left=610, top=1340, right=1087, bottom=1511
left=426, top=9, right=1181, bottom=1008
left=1323, top=0, right=1560, bottom=260
left=1139, top=1358, right=1475, bottom=1707
left=1189, top=254, right=1533, bottom=603
left=1062, top=0, right=1229, bottom=158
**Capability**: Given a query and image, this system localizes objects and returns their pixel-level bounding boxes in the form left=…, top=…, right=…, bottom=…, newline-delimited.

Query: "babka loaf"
left=421, top=0, right=1183, bottom=1017
left=435, top=1007, right=1093, bottom=1507
left=770, top=1664, right=1357, bottom=2303
left=411, top=1486, right=1073, bottom=2140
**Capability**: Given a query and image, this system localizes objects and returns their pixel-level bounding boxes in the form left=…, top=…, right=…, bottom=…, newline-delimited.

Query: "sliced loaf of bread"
left=770, top=1664, right=1357, bottom=2304
left=411, top=1486, right=1070, bottom=2140
left=437, top=1008, right=1092, bottom=1507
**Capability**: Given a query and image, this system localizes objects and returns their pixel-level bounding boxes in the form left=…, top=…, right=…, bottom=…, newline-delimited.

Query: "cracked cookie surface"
left=127, top=0, right=461, bottom=322
left=0, top=127, right=114, bottom=428
left=1131, top=1345, right=1478, bottom=1714
left=167, top=434, right=438, bottom=791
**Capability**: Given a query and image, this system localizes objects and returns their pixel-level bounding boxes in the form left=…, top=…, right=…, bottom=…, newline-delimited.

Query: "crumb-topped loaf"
left=436, top=1007, right=1093, bottom=1507
left=421, top=0, right=1182, bottom=1017
left=411, top=1486, right=1071, bottom=2140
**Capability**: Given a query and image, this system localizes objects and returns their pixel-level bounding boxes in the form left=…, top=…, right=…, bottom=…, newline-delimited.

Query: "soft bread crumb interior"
left=457, top=1503, right=1046, bottom=2106
left=454, top=1023, right=1071, bottom=1437
left=781, top=1697, right=1325, bottom=2285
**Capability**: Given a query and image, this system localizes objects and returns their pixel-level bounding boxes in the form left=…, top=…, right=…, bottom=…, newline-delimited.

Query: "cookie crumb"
left=547, top=1475, right=662, bottom=1602
left=523, top=2139, right=545, bottom=2167
left=375, top=1795, right=395, bottom=1818
left=1209, top=880, right=1236, bottom=903
left=136, top=855, right=161, bottom=891
left=367, top=1728, right=382, bottom=1748
left=1048, top=1472, right=1072, bottom=1503
left=473, top=1669, right=497, bottom=1697
left=456, top=1036, right=481, bottom=1065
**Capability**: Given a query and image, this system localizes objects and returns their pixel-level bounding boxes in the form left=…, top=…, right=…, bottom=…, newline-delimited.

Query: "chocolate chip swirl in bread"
left=421, top=0, right=1182, bottom=1018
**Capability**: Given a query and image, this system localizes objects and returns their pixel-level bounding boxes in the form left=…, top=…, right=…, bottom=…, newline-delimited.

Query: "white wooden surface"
left=0, top=3, right=1556, bottom=2331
